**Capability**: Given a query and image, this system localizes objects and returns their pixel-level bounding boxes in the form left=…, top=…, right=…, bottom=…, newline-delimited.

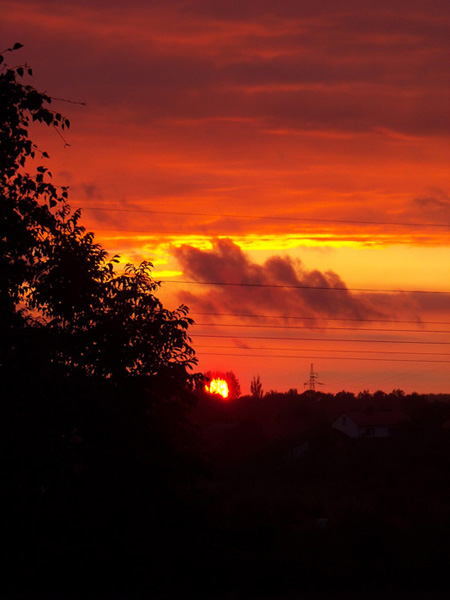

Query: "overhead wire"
left=192, top=318, right=450, bottom=366
left=189, top=312, right=450, bottom=326
left=80, top=206, right=450, bottom=229
left=163, top=279, right=450, bottom=294
left=192, top=334, right=450, bottom=345
left=194, top=352, right=450, bottom=364
left=192, top=323, right=450, bottom=334
left=193, top=345, right=450, bottom=357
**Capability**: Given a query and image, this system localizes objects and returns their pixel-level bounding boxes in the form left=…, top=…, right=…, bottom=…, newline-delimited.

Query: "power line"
left=192, top=334, right=450, bottom=345
left=190, top=312, right=450, bottom=326
left=164, top=279, right=450, bottom=295
left=194, top=344, right=450, bottom=356
left=195, top=351, right=450, bottom=364
left=193, top=323, right=450, bottom=334
left=80, top=206, right=450, bottom=229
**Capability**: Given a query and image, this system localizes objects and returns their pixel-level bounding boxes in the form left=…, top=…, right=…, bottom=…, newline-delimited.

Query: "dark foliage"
left=187, top=389, right=450, bottom=597
left=1, top=45, right=207, bottom=597
left=250, top=373, right=263, bottom=399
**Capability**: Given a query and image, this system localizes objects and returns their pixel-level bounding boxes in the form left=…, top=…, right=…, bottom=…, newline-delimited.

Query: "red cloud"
left=172, top=238, right=383, bottom=322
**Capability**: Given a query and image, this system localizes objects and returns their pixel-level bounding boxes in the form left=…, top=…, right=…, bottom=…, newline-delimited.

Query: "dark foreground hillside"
left=178, top=390, right=450, bottom=598
left=7, top=390, right=450, bottom=598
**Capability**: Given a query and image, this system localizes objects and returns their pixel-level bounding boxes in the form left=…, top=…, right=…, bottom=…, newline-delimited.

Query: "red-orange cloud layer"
left=2, top=0, right=449, bottom=392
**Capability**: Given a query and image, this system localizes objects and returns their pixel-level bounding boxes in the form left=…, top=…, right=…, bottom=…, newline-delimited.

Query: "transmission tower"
left=304, top=363, right=324, bottom=391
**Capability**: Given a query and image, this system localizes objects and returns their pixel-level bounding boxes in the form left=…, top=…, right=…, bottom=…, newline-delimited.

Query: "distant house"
left=332, top=411, right=408, bottom=438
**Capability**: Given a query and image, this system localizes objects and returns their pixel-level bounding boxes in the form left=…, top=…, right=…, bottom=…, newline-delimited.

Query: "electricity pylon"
left=304, top=363, right=324, bottom=391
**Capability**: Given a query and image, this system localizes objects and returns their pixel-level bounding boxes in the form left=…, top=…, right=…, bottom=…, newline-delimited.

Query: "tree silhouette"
left=250, top=374, right=264, bottom=399
left=1, top=43, right=198, bottom=380
left=1, top=45, right=204, bottom=594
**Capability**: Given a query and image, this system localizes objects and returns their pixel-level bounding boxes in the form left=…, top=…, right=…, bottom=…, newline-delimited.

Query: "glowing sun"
left=205, top=378, right=229, bottom=400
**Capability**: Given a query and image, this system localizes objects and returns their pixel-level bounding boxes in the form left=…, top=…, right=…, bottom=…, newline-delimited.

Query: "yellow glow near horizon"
left=93, top=230, right=450, bottom=294
left=205, top=378, right=229, bottom=399
left=151, top=270, right=183, bottom=278
left=95, top=230, right=450, bottom=254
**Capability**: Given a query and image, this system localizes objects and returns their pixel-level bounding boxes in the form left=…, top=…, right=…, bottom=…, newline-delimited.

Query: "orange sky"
left=3, top=0, right=449, bottom=393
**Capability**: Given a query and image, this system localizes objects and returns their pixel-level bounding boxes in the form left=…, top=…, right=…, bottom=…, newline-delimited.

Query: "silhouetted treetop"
left=1, top=44, right=198, bottom=382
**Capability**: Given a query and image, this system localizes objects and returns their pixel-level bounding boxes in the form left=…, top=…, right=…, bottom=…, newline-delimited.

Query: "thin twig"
left=52, top=124, right=71, bottom=148
left=50, top=96, right=86, bottom=106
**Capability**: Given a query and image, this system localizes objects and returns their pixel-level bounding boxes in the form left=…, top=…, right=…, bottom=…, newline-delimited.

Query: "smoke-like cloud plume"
left=172, top=238, right=385, bottom=323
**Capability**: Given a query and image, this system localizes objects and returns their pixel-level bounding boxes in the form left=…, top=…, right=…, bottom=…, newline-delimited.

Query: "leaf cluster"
left=1, top=44, right=198, bottom=383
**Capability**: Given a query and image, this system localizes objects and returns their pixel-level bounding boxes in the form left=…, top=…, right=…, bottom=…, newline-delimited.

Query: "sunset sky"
left=3, top=0, right=449, bottom=394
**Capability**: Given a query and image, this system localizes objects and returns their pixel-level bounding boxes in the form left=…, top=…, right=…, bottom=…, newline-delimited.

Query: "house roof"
left=342, top=411, right=409, bottom=428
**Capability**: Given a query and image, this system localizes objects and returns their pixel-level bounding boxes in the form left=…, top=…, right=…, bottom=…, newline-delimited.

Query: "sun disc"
left=205, top=377, right=229, bottom=399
